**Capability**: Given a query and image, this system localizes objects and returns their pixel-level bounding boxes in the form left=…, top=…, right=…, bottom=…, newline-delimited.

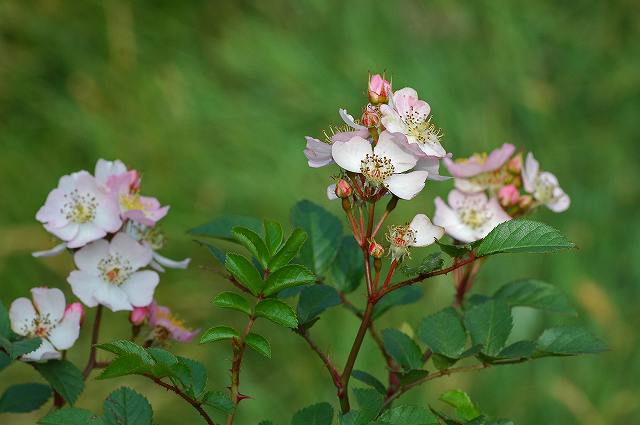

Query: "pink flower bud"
left=334, top=179, right=353, bottom=199
left=361, top=106, right=380, bottom=128
left=64, top=302, right=85, bottom=326
left=498, top=184, right=520, bottom=207
left=507, top=154, right=523, bottom=174
left=368, top=74, right=391, bottom=105
left=368, top=240, right=385, bottom=259
left=518, top=194, right=533, bottom=209
left=130, top=306, right=150, bottom=326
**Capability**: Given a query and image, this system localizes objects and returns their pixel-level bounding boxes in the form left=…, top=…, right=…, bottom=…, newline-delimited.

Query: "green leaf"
left=476, top=219, right=575, bottom=256
left=535, top=326, right=607, bottom=357
left=212, top=291, right=252, bottom=316
left=0, top=383, right=51, bottom=413
left=96, top=340, right=154, bottom=366
left=97, top=354, right=150, bottom=380
left=417, top=307, right=467, bottom=359
left=0, top=351, right=10, bottom=372
left=383, top=329, right=423, bottom=371
left=232, top=226, right=270, bottom=267
left=35, top=359, right=85, bottom=406
left=352, top=388, right=384, bottom=423
left=264, top=220, right=284, bottom=255
left=255, top=299, right=298, bottom=328
left=200, top=326, right=239, bottom=344
left=463, top=299, right=513, bottom=357
left=378, top=405, right=439, bottom=425
left=397, top=369, right=430, bottom=386
left=493, top=279, right=576, bottom=314
left=146, top=348, right=178, bottom=378
left=351, top=370, right=386, bottom=395
left=437, top=241, right=473, bottom=258
left=268, top=228, right=308, bottom=272
left=290, top=200, right=343, bottom=275
left=373, top=286, right=423, bottom=319
left=171, top=357, right=208, bottom=399
left=103, top=387, right=152, bottom=425
left=291, top=402, right=334, bottom=425
left=329, top=236, right=364, bottom=293
left=297, top=285, right=341, bottom=325
left=195, top=240, right=226, bottom=265
left=246, top=333, right=271, bottom=358
left=2, top=336, right=43, bottom=359
left=0, top=301, right=9, bottom=337
left=400, top=253, right=444, bottom=277
left=189, top=215, right=262, bottom=242
left=439, top=389, right=480, bottom=421
left=495, top=341, right=536, bottom=360
left=38, top=408, right=105, bottom=424
left=263, top=264, right=315, bottom=297
left=431, top=353, right=458, bottom=371
left=204, top=390, right=234, bottom=414
left=225, top=253, right=263, bottom=296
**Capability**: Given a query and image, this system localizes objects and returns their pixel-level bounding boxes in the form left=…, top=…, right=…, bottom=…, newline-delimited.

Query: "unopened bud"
left=335, top=179, right=352, bottom=199
left=518, top=194, right=533, bottom=209
left=368, top=240, right=384, bottom=259
left=498, top=184, right=520, bottom=207
left=64, top=303, right=85, bottom=326
left=507, top=154, right=523, bottom=174
left=368, top=74, right=392, bottom=105
left=361, top=106, right=380, bottom=128
left=130, top=306, right=150, bottom=326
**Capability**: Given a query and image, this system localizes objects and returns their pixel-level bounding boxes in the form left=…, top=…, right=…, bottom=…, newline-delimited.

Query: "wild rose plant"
left=1, top=73, right=603, bottom=425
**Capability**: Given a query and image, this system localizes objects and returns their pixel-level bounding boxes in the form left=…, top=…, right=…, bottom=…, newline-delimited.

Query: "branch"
left=82, top=305, right=104, bottom=380
left=143, top=374, right=217, bottom=425
left=296, top=328, right=343, bottom=391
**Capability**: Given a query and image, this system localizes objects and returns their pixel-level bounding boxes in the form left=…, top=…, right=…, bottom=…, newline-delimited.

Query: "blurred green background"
left=1, top=0, right=639, bottom=423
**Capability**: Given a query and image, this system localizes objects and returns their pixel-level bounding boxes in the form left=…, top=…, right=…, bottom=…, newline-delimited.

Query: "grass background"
left=1, top=0, right=639, bottom=423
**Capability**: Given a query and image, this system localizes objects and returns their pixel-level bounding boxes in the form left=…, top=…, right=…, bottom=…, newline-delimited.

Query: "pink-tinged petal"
left=130, top=306, right=149, bottom=325
left=415, top=157, right=450, bottom=181
left=416, top=138, right=446, bottom=158
left=453, top=178, right=486, bottom=193
left=443, top=157, right=485, bottom=178
left=32, top=242, right=67, bottom=258
left=498, top=184, right=520, bottom=205
left=95, top=159, right=127, bottom=186
left=94, top=284, right=132, bottom=312
left=44, top=222, right=80, bottom=243
left=93, top=194, right=122, bottom=233
left=67, top=271, right=101, bottom=308
left=36, top=188, right=69, bottom=228
left=67, top=223, right=107, bottom=249
left=522, top=152, right=539, bottom=193
left=326, top=184, right=338, bottom=201
left=547, top=188, right=571, bottom=212
left=339, top=108, right=367, bottom=130
left=21, top=339, right=60, bottom=362
left=31, top=287, right=65, bottom=323
left=109, top=232, right=152, bottom=270
left=409, top=214, right=445, bottom=247
left=152, top=252, right=190, bottom=270
left=330, top=129, right=370, bottom=143
left=65, top=303, right=85, bottom=325
left=304, top=137, right=334, bottom=168
left=374, top=131, right=417, bottom=173
left=485, top=197, right=512, bottom=227
left=331, top=136, right=372, bottom=173
left=120, top=270, right=159, bottom=308
left=74, top=239, right=109, bottom=272
left=48, top=306, right=81, bottom=350
left=380, top=105, right=407, bottom=134
left=385, top=171, right=429, bottom=200
left=9, top=298, right=37, bottom=336
left=392, top=87, right=419, bottom=110
left=448, top=189, right=488, bottom=209
left=445, top=143, right=515, bottom=178
left=483, top=143, right=515, bottom=170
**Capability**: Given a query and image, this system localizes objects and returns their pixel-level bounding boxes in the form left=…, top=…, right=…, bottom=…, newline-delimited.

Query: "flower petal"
left=21, top=339, right=61, bottom=362
left=339, top=108, right=367, bottom=130
left=331, top=136, right=372, bottom=173
left=32, top=243, right=67, bottom=258
left=31, top=287, right=65, bottom=324
left=522, top=152, right=539, bottom=193
left=9, top=298, right=37, bottom=336
left=304, top=137, right=334, bottom=168
left=385, top=171, right=428, bottom=200
left=48, top=308, right=81, bottom=351
left=152, top=251, right=190, bottom=270
left=547, top=188, right=571, bottom=212
left=67, top=271, right=101, bottom=308
left=94, top=284, right=133, bottom=312
left=415, top=157, right=451, bottom=181
left=374, top=131, right=417, bottom=173
left=95, top=159, right=127, bottom=187
left=120, top=270, right=159, bottom=308
left=326, top=184, right=338, bottom=201
left=409, top=214, right=445, bottom=247
left=67, top=223, right=107, bottom=249
left=74, top=239, right=109, bottom=272
left=110, top=232, right=152, bottom=270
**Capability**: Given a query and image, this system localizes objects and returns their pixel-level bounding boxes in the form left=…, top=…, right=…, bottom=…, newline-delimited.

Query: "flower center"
left=62, top=189, right=97, bottom=223
left=22, top=313, right=54, bottom=338
left=387, top=224, right=417, bottom=248
left=126, top=221, right=165, bottom=250
left=98, top=254, right=133, bottom=285
left=534, top=176, right=556, bottom=203
left=360, top=153, right=394, bottom=185
left=120, top=194, right=145, bottom=211
left=457, top=200, right=492, bottom=230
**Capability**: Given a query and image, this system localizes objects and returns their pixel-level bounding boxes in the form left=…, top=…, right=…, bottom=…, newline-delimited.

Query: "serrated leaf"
left=97, top=354, right=150, bottom=380
left=400, top=253, right=445, bottom=277
left=373, top=286, right=423, bottom=319
left=263, top=264, right=315, bottom=297
left=35, top=359, right=85, bottom=405
left=495, top=340, right=536, bottom=360
left=171, top=357, right=208, bottom=399
left=290, top=200, right=343, bottom=275
left=535, top=326, right=607, bottom=356
left=38, top=407, right=105, bottom=424
left=255, top=299, right=298, bottom=328
left=383, top=329, right=423, bottom=371
left=0, top=383, right=51, bottom=413
left=397, top=369, right=430, bottom=386
left=463, top=299, right=513, bottom=357
left=189, top=215, right=262, bottom=242
left=353, top=387, right=384, bottom=423
left=194, top=240, right=226, bottom=265
left=212, top=291, right=252, bottom=316
left=204, top=390, right=234, bottom=414
left=200, top=326, right=239, bottom=344
left=268, top=228, right=308, bottom=272
left=437, top=241, right=473, bottom=258
left=232, top=226, right=270, bottom=267
left=417, top=307, right=467, bottom=359
left=245, top=333, right=271, bottom=358
left=440, top=390, right=480, bottom=421
left=146, top=348, right=178, bottom=377
left=292, top=402, right=334, bottom=425
left=0, top=301, right=9, bottom=337
left=431, top=353, right=457, bottom=371
left=225, top=253, right=263, bottom=296
left=476, top=220, right=575, bottom=256
left=95, top=340, right=154, bottom=366
left=297, top=285, right=341, bottom=325
left=493, top=279, right=576, bottom=314
left=103, top=387, right=152, bottom=425
left=351, top=370, right=386, bottom=395
left=329, top=236, right=364, bottom=293
left=5, top=337, right=42, bottom=359
left=378, top=405, right=439, bottom=425
left=264, top=220, right=284, bottom=255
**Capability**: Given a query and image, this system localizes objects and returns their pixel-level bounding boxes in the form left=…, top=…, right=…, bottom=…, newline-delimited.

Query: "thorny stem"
left=227, top=312, right=257, bottom=425
left=297, top=328, right=343, bottom=391
left=454, top=256, right=484, bottom=307
left=381, top=260, right=398, bottom=290
left=144, top=374, right=217, bottom=425
left=82, top=305, right=103, bottom=380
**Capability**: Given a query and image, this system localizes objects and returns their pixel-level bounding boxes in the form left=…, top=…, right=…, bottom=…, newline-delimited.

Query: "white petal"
left=45, top=222, right=80, bottom=243
left=522, top=152, right=539, bottom=193
left=304, top=137, right=334, bottom=168
left=21, top=339, right=61, bottom=362
left=339, top=108, right=367, bottom=130
left=385, top=171, right=428, bottom=200
left=110, top=232, right=152, bottom=270
left=485, top=197, right=512, bottom=230
left=409, top=214, right=445, bottom=247
left=48, top=309, right=81, bottom=350
left=454, top=178, right=486, bottom=193
left=374, top=131, right=417, bottom=173
left=93, top=193, right=123, bottom=232
left=547, top=189, right=571, bottom=212
left=67, top=271, right=101, bottom=307
left=415, top=157, right=451, bottom=181
left=9, top=298, right=37, bottom=336
left=31, top=287, right=65, bottom=323
left=152, top=252, right=190, bottom=270
left=120, top=271, right=159, bottom=308
left=67, top=223, right=106, bottom=248
left=32, top=243, right=67, bottom=258
left=95, top=159, right=127, bottom=186
left=379, top=105, right=407, bottom=134
left=74, top=239, right=109, bottom=272
left=417, top=139, right=447, bottom=158
left=433, top=197, right=478, bottom=243
left=326, top=184, right=338, bottom=200
left=94, top=284, right=133, bottom=312
left=448, top=189, right=488, bottom=209
left=331, top=136, right=372, bottom=173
